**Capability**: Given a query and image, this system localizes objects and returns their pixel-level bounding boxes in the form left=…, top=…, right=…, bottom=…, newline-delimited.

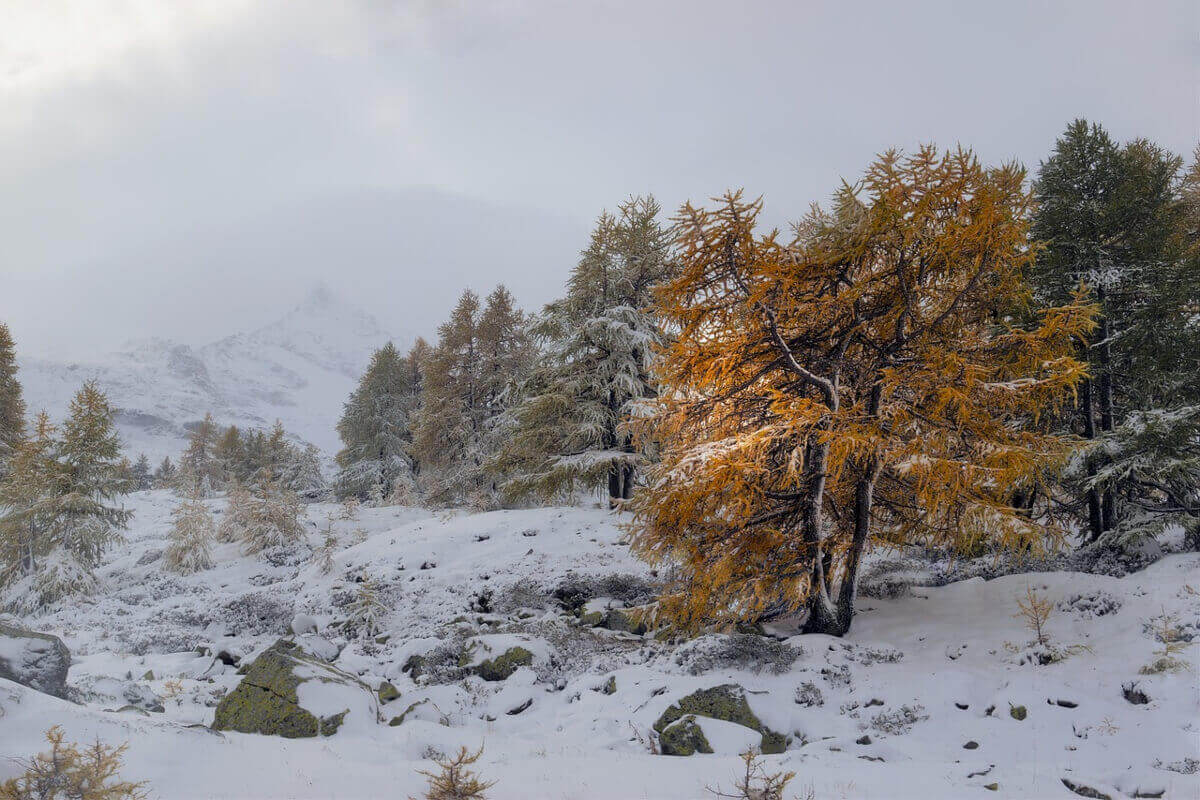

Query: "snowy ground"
left=1, top=490, right=1197, bottom=799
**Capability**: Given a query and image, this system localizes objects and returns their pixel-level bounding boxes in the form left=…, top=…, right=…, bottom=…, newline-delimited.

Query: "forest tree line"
left=1, top=119, right=1197, bottom=632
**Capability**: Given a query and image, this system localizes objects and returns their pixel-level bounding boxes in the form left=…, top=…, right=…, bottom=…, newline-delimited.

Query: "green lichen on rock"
left=377, top=681, right=400, bottom=704
left=659, top=715, right=713, bottom=756
left=1009, top=704, right=1027, bottom=721
left=388, top=698, right=432, bottom=727
left=601, top=676, right=617, bottom=695
left=653, top=684, right=786, bottom=755
left=578, top=611, right=604, bottom=627
left=474, top=646, right=533, bottom=681
left=211, top=639, right=371, bottom=738
left=601, top=609, right=647, bottom=635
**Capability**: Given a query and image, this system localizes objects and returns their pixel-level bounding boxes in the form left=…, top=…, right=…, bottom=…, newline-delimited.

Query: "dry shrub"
left=410, top=746, right=494, bottom=800
left=1, top=726, right=147, bottom=800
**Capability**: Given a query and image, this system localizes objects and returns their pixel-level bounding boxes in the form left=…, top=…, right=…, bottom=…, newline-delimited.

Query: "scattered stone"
left=0, top=623, right=71, bottom=698
left=388, top=698, right=432, bottom=727
left=600, top=676, right=617, bottom=695
left=377, top=681, right=400, bottom=704
left=141, top=670, right=155, bottom=681
left=955, top=702, right=969, bottom=710
left=963, top=741, right=979, bottom=750
left=290, top=614, right=318, bottom=636
left=474, top=647, right=533, bottom=681
left=865, top=698, right=884, bottom=707
left=506, top=698, right=533, bottom=715
left=1061, top=777, right=1113, bottom=799
left=856, top=735, right=872, bottom=745
left=1122, top=682, right=1150, bottom=705
left=1052, top=698, right=1079, bottom=709
left=659, top=715, right=711, bottom=756
left=984, top=783, right=999, bottom=792
left=1009, top=704, right=1027, bottom=721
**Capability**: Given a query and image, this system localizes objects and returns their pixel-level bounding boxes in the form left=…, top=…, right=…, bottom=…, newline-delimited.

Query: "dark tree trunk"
left=1094, top=288, right=1116, bottom=532
left=1079, top=377, right=1104, bottom=542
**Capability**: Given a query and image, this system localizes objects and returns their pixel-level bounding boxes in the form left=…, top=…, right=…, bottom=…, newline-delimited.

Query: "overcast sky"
left=1, top=0, right=1196, bottom=359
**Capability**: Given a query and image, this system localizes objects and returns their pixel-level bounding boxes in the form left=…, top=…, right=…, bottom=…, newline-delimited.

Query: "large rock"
left=0, top=623, right=70, bottom=698
left=212, top=639, right=377, bottom=738
left=653, top=684, right=787, bottom=756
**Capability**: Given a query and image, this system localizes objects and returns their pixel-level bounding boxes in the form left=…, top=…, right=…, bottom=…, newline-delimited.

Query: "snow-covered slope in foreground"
left=1, top=492, right=1197, bottom=800
left=17, top=285, right=402, bottom=461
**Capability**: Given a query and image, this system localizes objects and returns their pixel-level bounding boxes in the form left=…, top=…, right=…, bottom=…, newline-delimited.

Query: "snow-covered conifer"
left=334, top=343, right=417, bottom=502
left=129, top=454, right=153, bottom=492
left=55, top=382, right=132, bottom=571
left=412, top=287, right=533, bottom=508
left=345, top=571, right=387, bottom=639
left=493, top=197, right=671, bottom=505
left=0, top=322, right=25, bottom=478
left=238, top=481, right=306, bottom=555
left=153, top=456, right=176, bottom=488
left=163, top=491, right=216, bottom=574
left=180, top=413, right=222, bottom=495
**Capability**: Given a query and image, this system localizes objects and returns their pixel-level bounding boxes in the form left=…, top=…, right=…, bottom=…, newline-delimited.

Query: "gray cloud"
left=1, top=0, right=1195, bottom=357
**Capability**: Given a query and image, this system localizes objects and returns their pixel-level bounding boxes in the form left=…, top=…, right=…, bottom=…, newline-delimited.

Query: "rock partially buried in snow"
left=0, top=623, right=70, bottom=698
left=290, top=613, right=319, bottom=636
left=212, top=639, right=377, bottom=738
left=652, top=684, right=787, bottom=755
left=475, top=647, right=533, bottom=681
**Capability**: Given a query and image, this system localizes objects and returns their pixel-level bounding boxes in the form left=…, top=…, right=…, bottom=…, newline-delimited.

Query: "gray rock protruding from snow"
left=0, top=623, right=70, bottom=698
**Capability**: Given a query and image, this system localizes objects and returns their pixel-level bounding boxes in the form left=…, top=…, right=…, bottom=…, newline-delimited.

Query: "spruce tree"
left=163, top=491, right=216, bottom=574
left=412, top=287, right=533, bottom=508
left=130, top=453, right=153, bottom=492
left=334, top=342, right=417, bottom=501
left=1032, top=121, right=1195, bottom=543
left=493, top=197, right=672, bottom=504
left=0, top=322, right=25, bottom=477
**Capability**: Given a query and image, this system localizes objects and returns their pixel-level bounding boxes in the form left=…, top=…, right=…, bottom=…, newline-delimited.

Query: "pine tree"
left=493, top=197, right=672, bottom=505
left=238, top=481, right=306, bottom=555
left=634, top=150, right=1094, bottom=636
left=163, top=491, right=215, bottom=574
left=129, top=454, right=153, bottom=492
left=1032, top=121, right=1195, bottom=543
left=153, top=456, right=176, bottom=488
left=412, top=287, right=533, bottom=508
left=217, top=481, right=252, bottom=543
left=334, top=343, right=417, bottom=502
left=180, top=413, right=222, bottom=494
left=0, top=323, right=25, bottom=478
left=213, top=425, right=246, bottom=486
left=54, top=381, right=132, bottom=572
left=0, top=413, right=61, bottom=584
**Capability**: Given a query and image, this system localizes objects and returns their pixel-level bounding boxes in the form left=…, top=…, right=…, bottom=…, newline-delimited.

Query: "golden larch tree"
left=632, top=147, right=1095, bottom=635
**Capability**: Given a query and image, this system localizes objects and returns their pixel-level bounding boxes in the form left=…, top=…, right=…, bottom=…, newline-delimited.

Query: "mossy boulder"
left=474, top=646, right=533, bottom=681
left=653, top=684, right=786, bottom=755
left=377, top=681, right=400, bottom=704
left=212, top=639, right=376, bottom=738
left=659, top=715, right=712, bottom=756
left=601, top=608, right=648, bottom=635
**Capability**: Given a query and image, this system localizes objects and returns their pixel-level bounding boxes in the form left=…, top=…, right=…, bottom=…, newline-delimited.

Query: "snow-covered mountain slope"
left=18, top=286, right=403, bottom=462
left=1, top=492, right=1196, bottom=799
